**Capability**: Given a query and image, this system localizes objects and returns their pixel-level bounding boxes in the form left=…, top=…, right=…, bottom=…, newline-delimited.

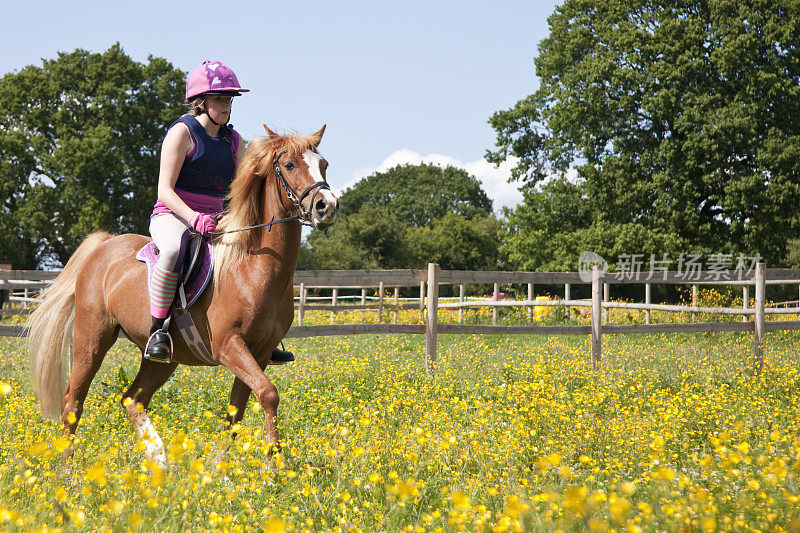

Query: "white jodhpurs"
left=149, top=213, right=192, bottom=272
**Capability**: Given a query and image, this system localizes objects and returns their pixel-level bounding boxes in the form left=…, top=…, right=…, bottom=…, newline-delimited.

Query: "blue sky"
left=2, top=0, right=562, bottom=211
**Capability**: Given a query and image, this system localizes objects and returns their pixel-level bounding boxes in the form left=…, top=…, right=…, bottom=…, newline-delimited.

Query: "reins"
left=210, top=149, right=329, bottom=236
left=209, top=214, right=303, bottom=236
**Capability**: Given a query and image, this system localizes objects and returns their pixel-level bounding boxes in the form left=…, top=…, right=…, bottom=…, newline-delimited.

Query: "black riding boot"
left=270, top=346, right=295, bottom=365
left=144, top=316, right=172, bottom=363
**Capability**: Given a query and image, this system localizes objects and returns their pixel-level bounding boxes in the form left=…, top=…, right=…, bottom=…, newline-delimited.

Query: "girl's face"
left=204, top=95, right=233, bottom=124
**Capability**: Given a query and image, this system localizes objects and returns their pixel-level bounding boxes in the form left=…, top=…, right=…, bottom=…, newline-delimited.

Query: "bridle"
left=211, top=149, right=331, bottom=236
left=273, top=149, right=331, bottom=222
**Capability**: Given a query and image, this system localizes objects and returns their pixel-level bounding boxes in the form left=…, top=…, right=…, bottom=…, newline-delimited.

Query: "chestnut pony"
left=26, top=125, right=338, bottom=466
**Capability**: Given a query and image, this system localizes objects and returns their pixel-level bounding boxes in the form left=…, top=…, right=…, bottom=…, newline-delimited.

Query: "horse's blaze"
left=302, top=150, right=325, bottom=182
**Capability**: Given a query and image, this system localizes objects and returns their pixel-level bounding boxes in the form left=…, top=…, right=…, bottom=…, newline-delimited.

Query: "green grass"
left=0, top=327, right=799, bottom=531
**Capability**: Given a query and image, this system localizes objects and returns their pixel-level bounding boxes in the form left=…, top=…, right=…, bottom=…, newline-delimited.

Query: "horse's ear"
left=308, top=124, right=326, bottom=148
left=263, top=124, right=280, bottom=139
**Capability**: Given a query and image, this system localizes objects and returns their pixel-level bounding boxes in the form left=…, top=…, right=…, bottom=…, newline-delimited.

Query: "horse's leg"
left=218, top=335, right=281, bottom=453
left=61, top=320, right=119, bottom=446
left=121, top=359, right=178, bottom=469
left=212, top=358, right=270, bottom=466
left=225, top=357, right=270, bottom=430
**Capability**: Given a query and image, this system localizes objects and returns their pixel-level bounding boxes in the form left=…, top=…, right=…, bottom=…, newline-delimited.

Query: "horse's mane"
left=213, top=131, right=318, bottom=290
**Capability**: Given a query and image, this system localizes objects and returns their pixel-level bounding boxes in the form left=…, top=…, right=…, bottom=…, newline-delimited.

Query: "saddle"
left=136, top=233, right=216, bottom=364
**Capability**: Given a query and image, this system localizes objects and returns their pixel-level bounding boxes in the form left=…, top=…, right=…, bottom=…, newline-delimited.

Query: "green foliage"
left=786, top=239, right=800, bottom=268
left=488, top=0, right=800, bottom=266
left=405, top=213, right=502, bottom=271
left=0, top=44, right=185, bottom=267
left=502, top=177, right=685, bottom=271
left=308, top=164, right=501, bottom=270
left=99, top=365, right=132, bottom=396
left=309, top=206, right=411, bottom=269
left=340, top=163, right=493, bottom=226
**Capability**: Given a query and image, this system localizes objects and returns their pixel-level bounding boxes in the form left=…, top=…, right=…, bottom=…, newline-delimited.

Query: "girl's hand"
left=190, top=212, right=218, bottom=236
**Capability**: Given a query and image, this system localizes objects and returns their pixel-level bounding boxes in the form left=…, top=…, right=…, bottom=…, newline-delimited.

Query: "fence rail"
left=2, top=264, right=799, bottom=373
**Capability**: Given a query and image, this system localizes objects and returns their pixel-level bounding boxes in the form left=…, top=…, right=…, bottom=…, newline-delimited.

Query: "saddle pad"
left=136, top=241, right=214, bottom=309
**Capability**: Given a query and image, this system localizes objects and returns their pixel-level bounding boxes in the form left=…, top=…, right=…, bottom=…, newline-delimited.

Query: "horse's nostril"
left=315, top=199, right=327, bottom=213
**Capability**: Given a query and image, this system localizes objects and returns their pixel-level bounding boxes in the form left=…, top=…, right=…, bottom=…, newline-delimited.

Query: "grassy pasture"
left=0, top=308, right=799, bottom=531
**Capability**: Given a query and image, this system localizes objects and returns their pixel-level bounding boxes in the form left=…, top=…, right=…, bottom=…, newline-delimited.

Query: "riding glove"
left=189, top=212, right=218, bottom=236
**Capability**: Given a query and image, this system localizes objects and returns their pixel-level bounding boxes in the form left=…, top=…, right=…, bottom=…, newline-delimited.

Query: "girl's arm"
left=157, top=123, right=196, bottom=222
left=234, top=130, right=246, bottom=169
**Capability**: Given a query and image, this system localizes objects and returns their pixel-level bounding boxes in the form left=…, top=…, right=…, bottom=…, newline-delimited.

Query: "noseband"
left=274, top=149, right=330, bottom=222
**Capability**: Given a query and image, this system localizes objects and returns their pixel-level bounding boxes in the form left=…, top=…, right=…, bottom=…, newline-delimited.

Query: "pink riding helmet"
left=185, top=60, right=250, bottom=101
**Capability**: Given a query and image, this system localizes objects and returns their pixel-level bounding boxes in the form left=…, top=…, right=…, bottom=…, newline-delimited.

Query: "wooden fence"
left=2, top=264, right=800, bottom=373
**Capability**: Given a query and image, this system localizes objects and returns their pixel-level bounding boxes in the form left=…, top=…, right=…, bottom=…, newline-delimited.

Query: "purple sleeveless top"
left=150, top=115, right=240, bottom=218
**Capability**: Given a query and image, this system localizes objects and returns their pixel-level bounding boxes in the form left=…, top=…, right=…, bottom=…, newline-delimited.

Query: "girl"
left=145, top=60, right=293, bottom=365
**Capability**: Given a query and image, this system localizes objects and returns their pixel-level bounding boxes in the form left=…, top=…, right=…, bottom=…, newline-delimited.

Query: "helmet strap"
left=201, top=96, right=230, bottom=127
left=206, top=111, right=223, bottom=126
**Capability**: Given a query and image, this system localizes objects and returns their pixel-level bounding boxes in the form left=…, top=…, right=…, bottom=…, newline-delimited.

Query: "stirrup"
left=144, top=330, right=173, bottom=364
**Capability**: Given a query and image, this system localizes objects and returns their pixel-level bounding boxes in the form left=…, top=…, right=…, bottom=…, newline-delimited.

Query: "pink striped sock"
left=149, top=265, right=179, bottom=319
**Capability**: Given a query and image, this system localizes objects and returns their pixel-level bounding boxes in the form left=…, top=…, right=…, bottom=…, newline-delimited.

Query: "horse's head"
left=264, top=124, right=339, bottom=231
left=214, top=126, right=339, bottom=284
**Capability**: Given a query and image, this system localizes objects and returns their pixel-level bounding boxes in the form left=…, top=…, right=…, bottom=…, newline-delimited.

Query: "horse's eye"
left=285, top=162, right=295, bottom=171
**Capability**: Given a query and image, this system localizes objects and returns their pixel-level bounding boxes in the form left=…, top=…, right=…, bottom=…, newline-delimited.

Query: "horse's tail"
left=25, top=231, right=114, bottom=419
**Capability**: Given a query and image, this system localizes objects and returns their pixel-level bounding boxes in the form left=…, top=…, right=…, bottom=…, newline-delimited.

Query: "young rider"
left=145, top=60, right=294, bottom=365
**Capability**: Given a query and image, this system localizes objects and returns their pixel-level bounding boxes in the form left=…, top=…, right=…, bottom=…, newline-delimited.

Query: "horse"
left=25, top=125, right=338, bottom=466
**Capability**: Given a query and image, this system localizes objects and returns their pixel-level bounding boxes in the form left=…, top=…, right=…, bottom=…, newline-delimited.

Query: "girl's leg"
left=146, top=214, right=190, bottom=361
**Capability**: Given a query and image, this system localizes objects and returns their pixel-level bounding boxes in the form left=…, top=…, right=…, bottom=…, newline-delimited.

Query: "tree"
left=406, top=213, right=502, bottom=271
left=340, top=163, right=493, bottom=226
left=307, top=164, right=501, bottom=270
left=308, top=205, right=412, bottom=269
left=488, top=0, right=800, bottom=266
left=0, top=44, right=185, bottom=267
left=502, top=177, right=684, bottom=271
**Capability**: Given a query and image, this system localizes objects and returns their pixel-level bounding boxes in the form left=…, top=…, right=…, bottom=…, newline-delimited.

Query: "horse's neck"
left=238, top=188, right=302, bottom=288
left=258, top=220, right=301, bottom=267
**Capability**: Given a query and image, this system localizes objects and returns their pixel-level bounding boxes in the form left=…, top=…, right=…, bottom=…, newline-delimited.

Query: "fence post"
left=692, top=284, right=698, bottom=322
left=419, top=281, right=425, bottom=322
left=591, top=266, right=603, bottom=369
left=753, top=262, right=765, bottom=374
left=361, top=288, right=367, bottom=323
left=458, top=283, right=465, bottom=324
left=603, top=282, right=609, bottom=325
left=492, top=283, right=499, bottom=325
left=298, top=283, right=306, bottom=326
left=331, top=288, right=338, bottom=324
left=528, top=283, right=534, bottom=322
left=378, top=281, right=384, bottom=323
left=393, top=287, right=399, bottom=324
left=742, top=286, right=749, bottom=324
left=645, top=283, right=651, bottom=325
left=564, top=283, right=571, bottom=322
left=426, top=263, right=439, bottom=374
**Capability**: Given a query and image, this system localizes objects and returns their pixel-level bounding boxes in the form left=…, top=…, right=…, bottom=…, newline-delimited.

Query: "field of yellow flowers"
left=1, top=305, right=800, bottom=531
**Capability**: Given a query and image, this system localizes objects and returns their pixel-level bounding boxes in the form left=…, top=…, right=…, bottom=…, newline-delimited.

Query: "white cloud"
left=338, top=150, right=523, bottom=213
